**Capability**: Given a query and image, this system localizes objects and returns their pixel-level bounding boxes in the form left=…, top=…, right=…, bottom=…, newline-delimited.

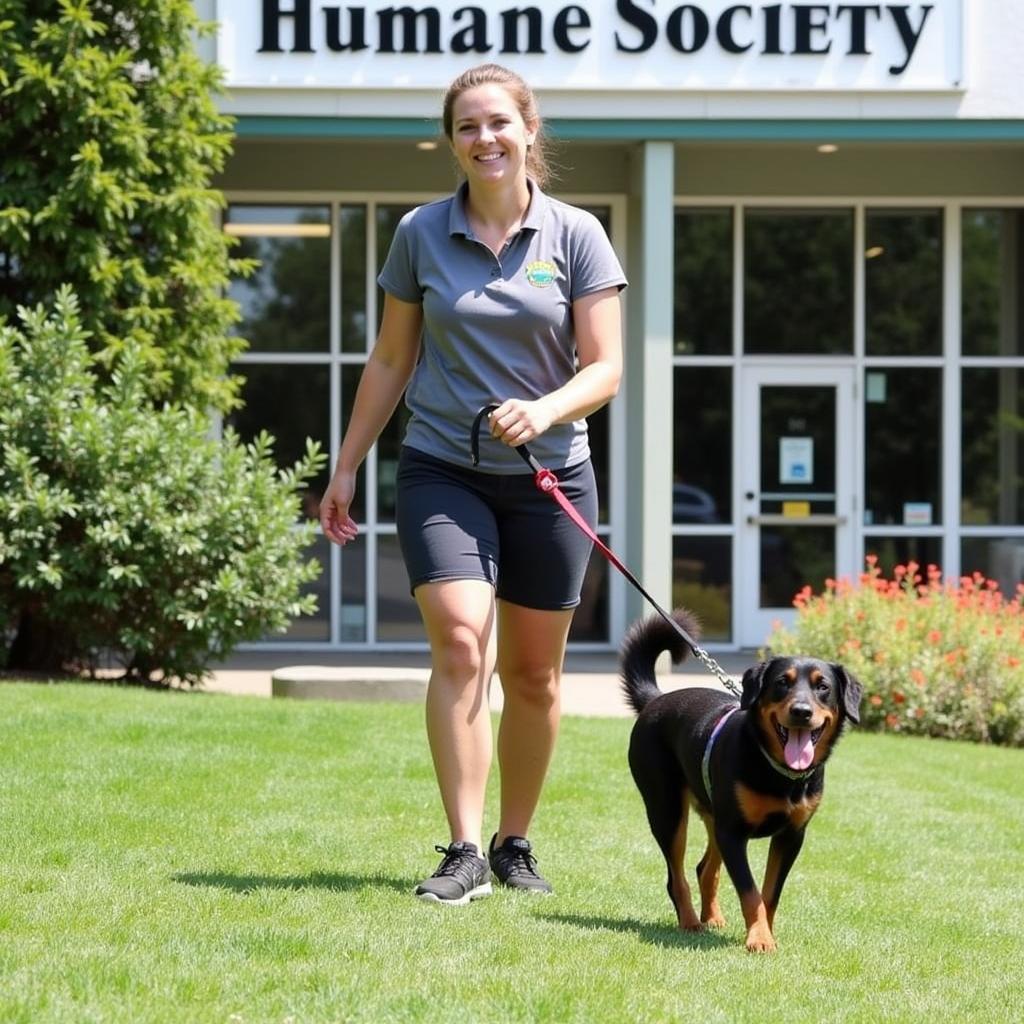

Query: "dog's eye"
left=815, top=679, right=831, bottom=694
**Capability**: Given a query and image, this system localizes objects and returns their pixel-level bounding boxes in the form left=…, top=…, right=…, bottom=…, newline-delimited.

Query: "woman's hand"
left=319, top=469, right=360, bottom=546
left=489, top=397, right=557, bottom=448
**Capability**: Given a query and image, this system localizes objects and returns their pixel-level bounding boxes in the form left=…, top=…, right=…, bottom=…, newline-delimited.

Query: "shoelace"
left=431, top=844, right=480, bottom=884
left=498, top=846, right=540, bottom=879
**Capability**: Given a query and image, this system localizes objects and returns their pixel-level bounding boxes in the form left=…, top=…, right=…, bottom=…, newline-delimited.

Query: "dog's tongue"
left=784, top=729, right=815, bottom=770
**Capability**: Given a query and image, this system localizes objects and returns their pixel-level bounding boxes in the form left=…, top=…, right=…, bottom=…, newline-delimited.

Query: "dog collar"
left=757, top=740, right=820, bottom=781
left=701, top=704, right=740, bottom=802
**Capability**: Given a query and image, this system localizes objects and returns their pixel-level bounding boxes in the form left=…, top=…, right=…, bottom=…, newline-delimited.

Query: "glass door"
left=738, top=366, right=855, bottom=647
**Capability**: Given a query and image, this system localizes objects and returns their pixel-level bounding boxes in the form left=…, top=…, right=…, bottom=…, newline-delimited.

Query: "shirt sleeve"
left=376, top=212, right=422, bottom=303
left=568, top=210, right=628, bottom=302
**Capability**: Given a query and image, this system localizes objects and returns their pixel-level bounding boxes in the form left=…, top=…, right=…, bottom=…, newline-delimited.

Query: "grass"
left=0, top=682, right=1021, bottom=1024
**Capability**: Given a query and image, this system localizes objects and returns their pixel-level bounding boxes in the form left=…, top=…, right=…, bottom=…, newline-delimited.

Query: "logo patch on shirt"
left=525, top=260, right=557, bottom=288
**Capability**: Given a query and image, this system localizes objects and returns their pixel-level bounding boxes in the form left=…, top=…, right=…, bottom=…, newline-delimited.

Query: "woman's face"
left=448, top=83, right=537, bottom=188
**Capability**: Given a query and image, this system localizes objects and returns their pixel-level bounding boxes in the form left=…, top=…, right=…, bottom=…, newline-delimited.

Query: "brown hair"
left=441, top=63, right=552, bottom=188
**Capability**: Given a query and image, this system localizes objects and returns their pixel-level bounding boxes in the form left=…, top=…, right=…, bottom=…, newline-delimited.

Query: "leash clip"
left=535, top=468, right=558, bottom=494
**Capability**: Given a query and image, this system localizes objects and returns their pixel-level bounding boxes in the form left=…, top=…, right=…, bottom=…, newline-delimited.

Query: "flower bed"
left=765, top=557, right=1024, bottom=746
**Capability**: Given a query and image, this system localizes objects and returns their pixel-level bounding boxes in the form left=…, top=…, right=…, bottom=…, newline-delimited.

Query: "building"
left=197, top=0, right=1024, bottom=651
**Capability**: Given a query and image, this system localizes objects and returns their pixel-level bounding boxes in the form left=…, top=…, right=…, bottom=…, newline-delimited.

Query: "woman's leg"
left=415, top=578, right=498, bottom=854
left=493, top=600, right=574, bottom=844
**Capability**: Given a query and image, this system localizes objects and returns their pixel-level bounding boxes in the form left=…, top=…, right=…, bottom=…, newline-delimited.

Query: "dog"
left=620, top=609, right=862, bottom=952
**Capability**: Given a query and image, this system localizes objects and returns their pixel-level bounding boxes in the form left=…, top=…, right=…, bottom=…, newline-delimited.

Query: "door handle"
left=747, top=514, right=848, bottom=526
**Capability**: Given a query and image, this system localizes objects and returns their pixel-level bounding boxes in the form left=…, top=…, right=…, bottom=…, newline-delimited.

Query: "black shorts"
left=395, top=445, right=597, bottom=611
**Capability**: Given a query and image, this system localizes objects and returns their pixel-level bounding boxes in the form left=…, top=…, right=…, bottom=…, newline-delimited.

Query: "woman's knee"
left=499, top=659, right=561, bottom=709
left=431, top=623, right=490, bottom=682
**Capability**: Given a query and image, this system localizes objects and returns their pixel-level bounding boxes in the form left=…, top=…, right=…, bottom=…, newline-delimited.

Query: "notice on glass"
left=903, top=502, right=933, bottom=526
left=780, top=437, right=814, bottom=485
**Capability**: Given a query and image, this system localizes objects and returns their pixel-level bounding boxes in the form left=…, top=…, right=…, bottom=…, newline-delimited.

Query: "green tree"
left=0, top=0, right=246, bottom=410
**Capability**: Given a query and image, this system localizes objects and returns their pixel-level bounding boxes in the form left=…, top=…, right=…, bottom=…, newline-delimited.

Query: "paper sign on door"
left=780, top=437, right=814, bottom=485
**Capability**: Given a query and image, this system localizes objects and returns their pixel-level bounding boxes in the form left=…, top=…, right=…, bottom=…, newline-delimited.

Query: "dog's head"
left=740, top=657, right=863, bottom=772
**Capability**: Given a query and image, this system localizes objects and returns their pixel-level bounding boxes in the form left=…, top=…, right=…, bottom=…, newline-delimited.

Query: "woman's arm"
left=488, top=285, right=623, bottom=448
left=319, top=293, right=423, bottom=545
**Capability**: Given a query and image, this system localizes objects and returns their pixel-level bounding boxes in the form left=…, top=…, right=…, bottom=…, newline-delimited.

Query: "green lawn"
left=1, top=682, right=1021, bottom=1023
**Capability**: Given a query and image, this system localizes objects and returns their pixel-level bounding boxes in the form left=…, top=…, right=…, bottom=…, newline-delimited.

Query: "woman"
left=319, top=63, right=626, bottom=904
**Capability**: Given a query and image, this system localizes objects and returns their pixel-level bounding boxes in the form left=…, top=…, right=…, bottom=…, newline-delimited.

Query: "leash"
left=470, top=404, right=742, bottom=698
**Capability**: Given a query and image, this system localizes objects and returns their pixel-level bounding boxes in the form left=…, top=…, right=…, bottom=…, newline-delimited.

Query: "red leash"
left=470, top=405, right=740, bottom=696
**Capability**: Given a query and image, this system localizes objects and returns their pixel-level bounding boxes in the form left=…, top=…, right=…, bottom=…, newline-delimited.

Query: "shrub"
left=0, top=289, right=325, bottom=685
left=765, top=555, right=1024, bottom=747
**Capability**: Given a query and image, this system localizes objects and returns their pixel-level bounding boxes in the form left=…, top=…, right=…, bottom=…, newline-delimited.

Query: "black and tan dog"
left=621, top=609, right=862, bottom=953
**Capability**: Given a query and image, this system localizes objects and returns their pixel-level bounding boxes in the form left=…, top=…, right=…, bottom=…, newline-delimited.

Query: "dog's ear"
left=832, top=664, right=864, bottom=724
left=740, top=663, right=770, bottom=709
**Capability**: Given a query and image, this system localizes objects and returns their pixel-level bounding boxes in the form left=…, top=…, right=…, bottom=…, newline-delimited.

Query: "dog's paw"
left=745, top=928, right=777, bottom=953
left=701, top=911, right=727, bottom=929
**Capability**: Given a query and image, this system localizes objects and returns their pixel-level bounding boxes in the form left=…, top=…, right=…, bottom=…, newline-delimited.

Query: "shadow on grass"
left=539, top=911, right=733, bottom=950
left=172, top=870, right=410, bottom=895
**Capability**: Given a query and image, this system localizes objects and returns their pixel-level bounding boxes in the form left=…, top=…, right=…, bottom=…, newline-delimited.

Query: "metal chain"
left=692, top=644, right=742, bottom=698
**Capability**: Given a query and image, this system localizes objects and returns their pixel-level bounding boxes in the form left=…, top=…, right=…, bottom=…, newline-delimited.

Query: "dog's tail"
left=619, top=608, right=702, bottom=715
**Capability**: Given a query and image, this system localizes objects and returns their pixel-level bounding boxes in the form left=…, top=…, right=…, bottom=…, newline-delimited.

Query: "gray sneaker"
left=488, top=834, right=553, bottom=895
left=415, top=842, right=492, bottom=905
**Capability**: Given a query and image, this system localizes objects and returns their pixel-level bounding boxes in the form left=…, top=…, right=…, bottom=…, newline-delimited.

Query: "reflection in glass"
left=963, top=537, right=1024, bottom=602
left=377, top=535, right=425, bottom=642
left=962, top=369, right=1024, bottom=525
left=673, top=537, right=731, bottom=642
left=745, top=209, right=853, bottom=355
left=569, top=552, right=609, bottom=643
left=962, top=209, right=1024, bottom=356
left=340, top=536, right=367, bottom=642
left=761, top=526, right=833, bottom=608
left=340, top=205, right=368, bottom=353
left=864, top=537, right=942, bottom=579
left=865, top=209, right=942, bottom=356
left=674, top=208, right=732, bottom=355
left=673, top=367, right=731, bottom=523
left=864, top=368, right=941, bottom=526
left=377, top=403, right=412, bottom=523
left=589, top=405, right=610, bottom=524
left=268, top=535, right=331, bottom=642
left=228, top=364, right=330, bottom=518
left=226, top=205, right=330, bottom=353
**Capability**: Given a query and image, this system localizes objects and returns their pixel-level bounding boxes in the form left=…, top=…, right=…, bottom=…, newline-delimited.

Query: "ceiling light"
left=816, top=143, right=839, bottom=154
left=865, top=246, right=885, bottom=259
left=416, top=140, right=439, bottom=151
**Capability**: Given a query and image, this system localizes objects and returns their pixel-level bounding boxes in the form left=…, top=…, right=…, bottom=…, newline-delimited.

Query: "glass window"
left=228, top=364, right=330, bottom=520
left=864, top=368, right=942, bottom=526
left=673, top=367, right=731, bottom=524
left=673, top=537, right=731, bottom=642
left=865, top=209, right=942, bottom=356
left=962, top=537, right=1024, bottom=601
left=377, top=536, right=425, bottom=642
left=340, top=204, right=368, bottom=353
left=225, top=205, right=330, bottom=353
left=674, top=208, right=732, bottom=355
left=340, top=536, right=367, bottom=643
left=962, top=209, right=1024, bottom=356
left=265, top=536, right=331, bottom=643
left=569, top=552, right=609, bottom=643
left=962, top=368, right=1024, bottom=525
left=376, top=204, right=415, bottom=328
left=864, top=537, right=942, bottom=578
left=744, top=209, right=853, bottom=355
left=340, top=365, right=368, bottom=524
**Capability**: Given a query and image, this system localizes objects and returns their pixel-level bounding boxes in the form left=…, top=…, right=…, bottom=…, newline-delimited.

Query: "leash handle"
left=469, top=405, right=741, bottom=697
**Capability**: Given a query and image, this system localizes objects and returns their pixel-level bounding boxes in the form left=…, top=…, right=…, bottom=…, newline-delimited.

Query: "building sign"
left=216, top=0, right=963, bottom=90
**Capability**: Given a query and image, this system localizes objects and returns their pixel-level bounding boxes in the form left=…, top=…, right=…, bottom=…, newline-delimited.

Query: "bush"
left=0, top=289, right=325, bottom=685
left=765, top=555, right=1024, bottom=747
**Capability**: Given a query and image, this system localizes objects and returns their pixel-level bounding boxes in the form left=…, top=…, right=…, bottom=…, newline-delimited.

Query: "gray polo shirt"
left=378, top=181, right=627, bottom=473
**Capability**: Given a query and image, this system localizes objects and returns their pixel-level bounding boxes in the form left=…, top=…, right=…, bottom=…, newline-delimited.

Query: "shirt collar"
left=449, top=178, right=548, bottom=238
